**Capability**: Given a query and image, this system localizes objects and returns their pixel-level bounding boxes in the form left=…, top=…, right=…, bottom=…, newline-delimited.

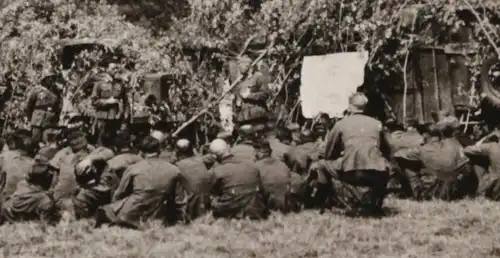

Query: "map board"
left=300, top=51, right=369, bottom=118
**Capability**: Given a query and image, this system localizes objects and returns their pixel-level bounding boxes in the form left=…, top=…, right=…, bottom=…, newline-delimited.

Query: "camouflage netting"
left=3, top=0, right=500, bottom=138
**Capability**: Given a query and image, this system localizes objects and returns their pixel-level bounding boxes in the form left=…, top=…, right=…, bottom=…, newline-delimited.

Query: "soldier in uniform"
left=255, top=139, right=299, bottom=213
left=233, top=56, right=271, bottom=131
left=308, top=93, right=392, bottom=215
left=1, top=152, right=61, bottom=225
left=231, top=124, right=258, bottom=161
left=209, top=139, right=268, bottom=220
left=0, top=132, right=37, bottom=205
left=395, top=119, right=474, bottom=201
left=95, top=136, right=183, bottom=229
left=24, top=74, right=62, bottom=144
left=175, top=139, right=214, bottom=222
left=90, top=73, right=127, bottom=146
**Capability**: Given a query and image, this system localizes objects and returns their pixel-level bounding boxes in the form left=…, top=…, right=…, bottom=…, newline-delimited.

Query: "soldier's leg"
left=95, top=119, right=107, bottom=146
left=339, top=170, right=390, bottom=213
left=32, top=126, right=43, bottom=144
left=37, top=193, right=61, bottom=225
left=105, top=119, right=121, bottom=138
left=306, top=159, right=343, bottom=210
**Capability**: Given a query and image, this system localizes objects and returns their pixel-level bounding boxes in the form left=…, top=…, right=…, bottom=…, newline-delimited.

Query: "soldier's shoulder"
left=355, top=115, right=383, bottom=129
left=54, top=146, right=71, bottom=156
left=257, top=156, right=284, bottom=166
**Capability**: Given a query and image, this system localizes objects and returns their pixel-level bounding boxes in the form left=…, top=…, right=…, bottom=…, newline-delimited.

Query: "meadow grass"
left=1, top=198, right=500, bottom=258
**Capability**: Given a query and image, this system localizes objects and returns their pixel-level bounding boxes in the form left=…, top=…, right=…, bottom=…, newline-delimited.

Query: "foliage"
left=3, top=0, right=500, bottom=138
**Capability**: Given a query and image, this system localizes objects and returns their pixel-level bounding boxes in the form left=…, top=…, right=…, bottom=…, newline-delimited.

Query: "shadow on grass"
left=325, top=206, right=401, bottom=219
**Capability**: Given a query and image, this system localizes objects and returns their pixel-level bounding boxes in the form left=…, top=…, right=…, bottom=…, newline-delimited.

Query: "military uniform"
left=283, top=142, right=318, bottom=175
left=49, top=144, right=95, bottom=209
left=103, top=152, right=143, bottom=193
left=176, top=156, right=214, bottom=221
left=1, top=154, right=60, bottom=224
left=72, top=147, right=116, bottom=219
left=268, top=136, right=289, bottom=161
left=24, top=85, right=60, bottom=143
left=231, top=140, right=256, bottom=161
left=395, top=138, right=473, bottom=201
left=210, top=155, right=268, bottom=220
left=96, top=156, right=183, bottom=229
left=311, top=113, right=391, bottom=214
left=0, top=150, right=35, bottom=199
left=256, top=156, right=299, bottom=213
left=234, top=71, right=270, bottom=127
left=90, top=73, right=127, bottom=145
left=464, top=142, right=500, bottom=200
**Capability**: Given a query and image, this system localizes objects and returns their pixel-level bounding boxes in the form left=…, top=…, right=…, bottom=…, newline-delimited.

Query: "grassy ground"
left=1, top=198, right=500, bottom=258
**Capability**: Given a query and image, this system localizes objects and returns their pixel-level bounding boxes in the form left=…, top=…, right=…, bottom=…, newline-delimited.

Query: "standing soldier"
left=90, top=73, right=127, bottom=146
left=24, top=74, right=62, bottom=144
left=233, top=56, right=271, bottom=132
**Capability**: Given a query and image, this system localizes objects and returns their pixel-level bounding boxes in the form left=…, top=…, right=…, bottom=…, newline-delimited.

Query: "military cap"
left=217, top=131, right=233, bottom=139
left=286, top=123, right=300, bottom=131
left=209, top=139, right=230, bottom=156
left=176, top=139, right=191, bottom=150
left=139, top=135, right=161, bottom=154
left=91, top=73, right=113, bottom=83
left=150, top=130, right=166, bottom=142
left=29, top=152, right=52, bottom=178
left=348, top=92, right=369, bottom=113
left=238, top=124, right=254, bottom=135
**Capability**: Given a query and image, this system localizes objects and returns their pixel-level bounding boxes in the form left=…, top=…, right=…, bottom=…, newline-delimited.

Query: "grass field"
left=1, top=198, right=500, bottom=258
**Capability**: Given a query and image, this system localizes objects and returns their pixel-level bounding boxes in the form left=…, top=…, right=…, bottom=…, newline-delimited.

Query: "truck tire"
left=481, top=55, right=500, bottom=107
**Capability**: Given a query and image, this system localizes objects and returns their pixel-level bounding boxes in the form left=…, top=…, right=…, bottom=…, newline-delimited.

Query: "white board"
left=300, top=51, right=369, bottom=118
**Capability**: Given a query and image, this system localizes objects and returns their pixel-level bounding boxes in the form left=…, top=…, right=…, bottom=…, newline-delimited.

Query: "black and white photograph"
left=0, top=0, right=500, bottom=257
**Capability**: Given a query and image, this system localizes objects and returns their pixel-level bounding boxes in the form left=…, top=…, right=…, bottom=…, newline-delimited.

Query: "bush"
left=2, top=0, right=500, bottom=139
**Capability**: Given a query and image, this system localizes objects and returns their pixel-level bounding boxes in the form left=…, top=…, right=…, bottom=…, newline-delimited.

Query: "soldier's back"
left=256, top=157, right=290, bottom=190
left=213, top=155, right=260, bottom=192
left=2, top=155, right=34, bottom=197
left=268, top=137, right=289, bottom=160
left=107, top=153, right=143, bottom=174
left=176, top=156, right=212, bottom=194
left=284, top=142, right=317, bottom=174
left=231, top=142, right=256, bottom=161
left=126, top=158, right=180, bottom=192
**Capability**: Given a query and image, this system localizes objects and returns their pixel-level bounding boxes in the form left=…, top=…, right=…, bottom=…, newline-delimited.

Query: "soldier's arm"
left=209, top=168, right=222, bottom=196
left=112, top=168, right=134, bottom=202
left=464, top=143, right=492, bottom=157
left=86, top=147, right=115, bottom=162
left=394, top=146, right=422, bottom=162
left=282, top=151, right=292, bottom=169
left=90, top=83, right=108, bottom=107
left=24, top=88, right=38, bottom=118
left=0, top=171, right=5, bottom=193
left=121, top=87, right=130, bottom=120
left=49, top=148, right=66, bottom=171
left=244, top=72, right=270, bottom=101
left=324, top=125, right=342, bottom=160
left=379, top=128, right=392, bottom=160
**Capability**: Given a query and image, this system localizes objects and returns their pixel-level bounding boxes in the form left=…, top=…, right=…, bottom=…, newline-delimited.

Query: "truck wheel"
left=481, top=55, right=500, bottom=107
